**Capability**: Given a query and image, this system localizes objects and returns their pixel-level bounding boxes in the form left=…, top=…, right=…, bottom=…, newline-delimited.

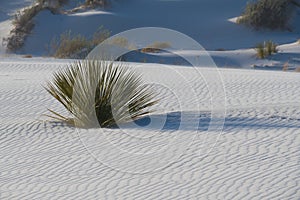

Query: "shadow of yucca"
left=130, top=110, right=300, bottom=131
left=132, top=111, right=211, bottom=131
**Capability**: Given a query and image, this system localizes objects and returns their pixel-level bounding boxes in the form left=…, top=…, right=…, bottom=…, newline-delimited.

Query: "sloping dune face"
left=0, top=59, right=299, bottom=199
left=20, top=0, right=300, bottom=55
left=0, top=0, right=34, bottom=53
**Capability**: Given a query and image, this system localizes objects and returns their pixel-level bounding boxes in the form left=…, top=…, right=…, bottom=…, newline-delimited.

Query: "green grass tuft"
left=255, top=40, right=278, bottom=59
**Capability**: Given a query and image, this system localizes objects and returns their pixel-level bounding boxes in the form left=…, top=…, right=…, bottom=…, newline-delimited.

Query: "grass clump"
left=295, top=67, right=300, bottom=72
left=50, top=28, right=110, bottom=58
left=39, top=0, right=69, bottom=13
left=50, top=31, right=90, bottom=58
left=237, top=0, right=295, bottom=30
left=265, top=40, right=278, bottom=55
left=255, top=40, right=278, bottom=59
left=91, top=27, right=111, bottom=46
left=45, top=60, right=158, bottom=128
left=283, top=62, right=289, bottom=71
left=85, top=0, right=109, bottom=8
left=141, top=42, right=171, bottom=53
left=108, top=37, right=129, bottom=48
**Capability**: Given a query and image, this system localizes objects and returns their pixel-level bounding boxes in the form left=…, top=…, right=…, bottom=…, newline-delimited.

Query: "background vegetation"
left=255, top=40, right=278, bottom=59
left=237, top=0, right=297, bottom=30
left=3, top=4, right=43, bottom=52
left=49, top=28, right=110, bottom=58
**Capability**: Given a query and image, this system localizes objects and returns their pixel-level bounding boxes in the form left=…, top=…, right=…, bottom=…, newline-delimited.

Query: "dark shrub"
left=3, top=4, right=43, bottom=52
left=237, top=0, right=296, bottom=30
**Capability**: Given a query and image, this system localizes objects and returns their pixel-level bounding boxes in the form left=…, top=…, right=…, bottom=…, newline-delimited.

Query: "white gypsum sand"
left=0, top=58, right=299, bottom=199
left=0, top=0, right=300, bottom=199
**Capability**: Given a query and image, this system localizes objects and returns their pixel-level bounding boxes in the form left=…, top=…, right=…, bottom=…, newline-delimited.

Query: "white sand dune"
left=0, top=59, right=299, bottom=199
left=0, top=0, right=294, bottom=54
left=1, top=0, right=298, bottom=71
left=0, top=0, right=300, bottom=199
left=125, top=42, right=300, bottom=71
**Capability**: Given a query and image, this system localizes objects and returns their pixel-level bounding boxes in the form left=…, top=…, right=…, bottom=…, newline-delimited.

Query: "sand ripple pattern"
left=0, top=60, right=299, bottom=199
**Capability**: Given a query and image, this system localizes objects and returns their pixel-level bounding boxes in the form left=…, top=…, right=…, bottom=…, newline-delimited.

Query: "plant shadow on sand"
left=47, top=111, right=300, bottom=130
left=133, top=111, right=211, bottom=131
left=131, top=111, right=300, bottom=131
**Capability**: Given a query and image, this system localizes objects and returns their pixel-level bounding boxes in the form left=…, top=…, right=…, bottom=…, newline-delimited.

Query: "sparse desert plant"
left=141, top=42, right=171, bottom=53
left=265, top=40, right=278, bottom=55
left=91, top=27, right=111, bottom=47
left=39, top=0, right=69, bottom=13
left=22, top=54, right=33, bottom=58
left=107, top=37, right=137, bottom=50
left=283, top=62, right=289, bottom=71
left=3, top=0, right=70, bottom=52
left=255, top=43, right=266, bottom=59
left=271, top=42, right=278, bottom=53
left=45, top=60, right=158, bottom=128
left=50, top=31, right=90, bottom=58
left=237, top=0, right=295, bottom=30
left=3, top=4, right=43, bottom=52
left=109, top=37, right=129, bottom=48
left=12, top=6, right=40, bottom=28
left=295, top=67, right=300, bottom=72
left=85, top=0, right=109, bottom=7
left=50, top=28, right=110, bottom=58
left=255, top=40, right=278, bottom=59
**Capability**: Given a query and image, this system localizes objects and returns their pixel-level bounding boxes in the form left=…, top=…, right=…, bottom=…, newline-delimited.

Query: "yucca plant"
left=45, top=60, right=158, bottom=128
left=255, top=43, right=265, bottom=59
left=255, top=40, right=278, bottom=59
left=265, top=40, right=278, bottom=55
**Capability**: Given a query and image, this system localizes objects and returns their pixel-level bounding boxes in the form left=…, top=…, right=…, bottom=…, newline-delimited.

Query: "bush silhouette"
left=237, top=0, right=295, bottom=30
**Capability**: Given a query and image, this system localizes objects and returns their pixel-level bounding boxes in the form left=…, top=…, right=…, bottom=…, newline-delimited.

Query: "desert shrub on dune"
left=237, top=0, right=296, bottom=30
left=12, top=6, right=41, bottom=28
left=91, top=27, right=111, bottom=47
left=3, top=0, right=69, bottom=52
left=141, top=42, right=171, bottom=53
left=255, top=40, right=278, bottom=59
left=45, top=60, right=158, bottom=128
left=255, top=43, right=265, bottom=59
left=3, top=4, right=43, bottom=52
left=38, top=0, right=69, bottom=13
left=295, top=67, right=300, bottom=72
left=108, top=37, right=130, bottom=48
left=50, top=31, right=90, bottom=58
left=283, top=62, right=289, bottom=71
left=85, top=0, right=109, bottom=7
left=265, top=40, right=278, bottom=55
left=50, top=28, right=110, bottom=58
